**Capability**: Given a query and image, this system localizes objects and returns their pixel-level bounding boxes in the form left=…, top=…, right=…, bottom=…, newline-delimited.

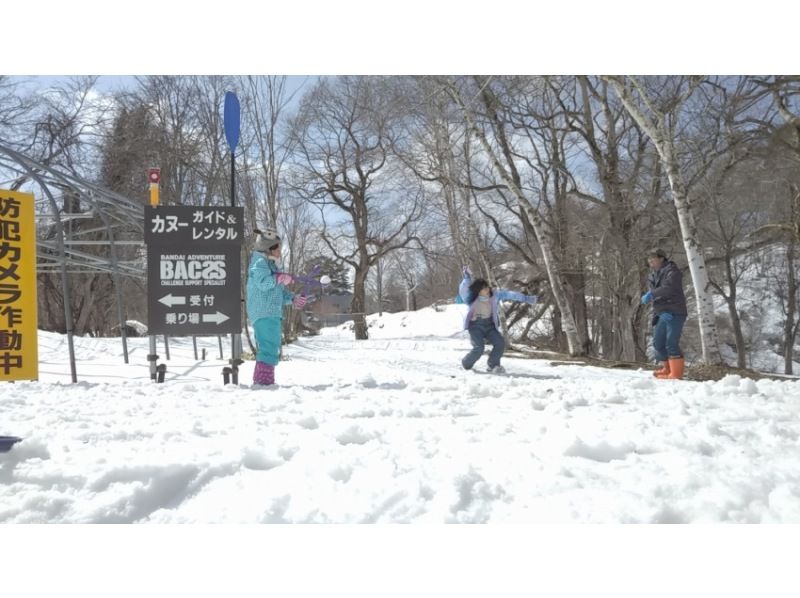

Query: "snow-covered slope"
left=2, top=304, right=799, bottom=523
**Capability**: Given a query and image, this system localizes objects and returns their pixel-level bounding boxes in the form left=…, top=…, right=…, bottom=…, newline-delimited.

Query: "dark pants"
left=462, top=318, right=505, bottom=370
left=652, top=313, right=687, bottom=362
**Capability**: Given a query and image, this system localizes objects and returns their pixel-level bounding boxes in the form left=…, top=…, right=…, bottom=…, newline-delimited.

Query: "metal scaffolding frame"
left=0, top=142, right=146, bottom=382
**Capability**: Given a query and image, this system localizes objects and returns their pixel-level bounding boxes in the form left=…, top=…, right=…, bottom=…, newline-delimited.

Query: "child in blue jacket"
left=246, top=228, right=306, bottom=386
left=458, top=267, right=537, bottom=373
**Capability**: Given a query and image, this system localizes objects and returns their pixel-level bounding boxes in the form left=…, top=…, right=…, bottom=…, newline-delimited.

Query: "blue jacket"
left=458, top=274, right=533, bottom=330
left=246, top=252, right=294, bottom=321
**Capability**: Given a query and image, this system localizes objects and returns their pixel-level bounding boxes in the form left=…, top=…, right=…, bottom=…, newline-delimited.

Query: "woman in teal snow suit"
left=458, top=267, right=538, bottom=373
left=246, top=228, right=306, bottom=386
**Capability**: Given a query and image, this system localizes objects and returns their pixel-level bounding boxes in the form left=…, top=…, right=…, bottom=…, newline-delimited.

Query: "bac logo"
left=160, top=259, right=226, bottom=280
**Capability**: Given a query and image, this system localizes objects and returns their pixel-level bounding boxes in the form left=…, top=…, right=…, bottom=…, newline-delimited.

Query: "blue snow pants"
left=253, top=316, right=282, bottom=366
left=652, top=313, right=687, bottom=361
left=462, top=318, right=505, bottom=370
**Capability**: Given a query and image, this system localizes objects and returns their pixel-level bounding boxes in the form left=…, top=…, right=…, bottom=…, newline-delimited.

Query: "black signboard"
left=145, top=206, right=243, bottom=336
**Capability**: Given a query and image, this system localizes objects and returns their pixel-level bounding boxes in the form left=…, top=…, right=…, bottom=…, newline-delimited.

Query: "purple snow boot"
left=253, top=361, right=275, bottom=386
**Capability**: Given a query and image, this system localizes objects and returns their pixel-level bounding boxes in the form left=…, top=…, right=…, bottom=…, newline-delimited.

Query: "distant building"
left=306, top=291, right=354, bottom=328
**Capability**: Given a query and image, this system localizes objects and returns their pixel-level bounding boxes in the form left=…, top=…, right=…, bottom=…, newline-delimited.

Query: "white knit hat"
left=254, top=227, right=280, bottom=252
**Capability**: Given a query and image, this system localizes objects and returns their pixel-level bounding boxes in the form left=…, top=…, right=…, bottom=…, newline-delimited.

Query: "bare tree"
left=602, top=75, right=730, bottom=364
left=441, top=75, right=587, bottom=356
left=239, top=76, right=304, bottom=227
left=0, top=76, right=39, bottom=153
left=21, top=77, right=134, bottom=336
left=747, top=77, right=800, bottom=372
left=749, top=77, right=800, bottom=243
left=391, top=249, right=422, bottom=312
left=290, top=76, right=424, bottom=339
left=395, top=78, right=489, bottom=276
left=697, top=155, right=770, bottom=368
left=131, top=76, right=202, bottom=205
left=777, top=185, right=799, bottom=374
left=550, top=76, right=665, bottom=361
left=190, top=75, right=235, bottom=206
left=7, top=77, right=111, bottom=190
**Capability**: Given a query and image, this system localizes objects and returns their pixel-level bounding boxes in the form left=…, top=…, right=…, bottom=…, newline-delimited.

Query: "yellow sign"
left=0, top=190, right=38, bottom=381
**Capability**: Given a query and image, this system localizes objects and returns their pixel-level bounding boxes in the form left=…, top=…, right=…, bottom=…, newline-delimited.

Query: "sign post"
left=146, top=169, right=161, bottom=381
left=147, top=168, right=162, bottom=382
left=223, top=91, right=243, bottom=384
left=145, top=205, right=243, bottom=382
left=0, top=190, right=38, bottom=382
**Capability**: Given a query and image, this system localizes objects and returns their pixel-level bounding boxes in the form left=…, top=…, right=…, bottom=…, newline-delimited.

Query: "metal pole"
left=114, top=272, right=129, bottom=364
left=93, top=197, right=130, bottom=364
left=229, top=149, right=242, bottom=384
left=147, top=170, right=161, bottom=380
left=148, top=334, right=158, bottom=381
left=223, top=93, right=242, bottom=385
left=230, top=150, right=235, bottom=209
left=163, top=335, right=170, bottom=360
left=192, top=335, right=198, bottom=360
left=60, top=199, right=77, bottom=383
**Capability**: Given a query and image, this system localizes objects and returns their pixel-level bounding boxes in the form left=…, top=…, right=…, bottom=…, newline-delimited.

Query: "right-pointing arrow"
left=202, top=311, right=230, bottom=325
left=159, top=293, right=186, bottom=307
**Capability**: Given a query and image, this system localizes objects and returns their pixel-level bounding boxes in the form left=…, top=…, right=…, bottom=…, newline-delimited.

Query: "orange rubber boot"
left=667, top=357, right=685, bottom=380
left=653, top=361, right=671, bottom=378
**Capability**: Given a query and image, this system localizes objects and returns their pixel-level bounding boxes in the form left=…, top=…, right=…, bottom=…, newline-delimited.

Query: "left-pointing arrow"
left=202, top=311, right=230, bottom=325
left=159, top=294, right=186, bottom=307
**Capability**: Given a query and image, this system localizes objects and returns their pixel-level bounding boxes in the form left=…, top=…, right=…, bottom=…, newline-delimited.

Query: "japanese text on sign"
left=148, top=210, right=240, bottom=242
left=0, top=190, right=38, bottom=381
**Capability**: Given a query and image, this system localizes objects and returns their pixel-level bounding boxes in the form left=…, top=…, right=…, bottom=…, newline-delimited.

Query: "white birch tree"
left=603, top=75, right=724, bottom=364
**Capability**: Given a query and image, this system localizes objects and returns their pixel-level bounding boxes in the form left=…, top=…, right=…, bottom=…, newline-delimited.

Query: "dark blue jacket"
left=647, top=260, right=687, bottom=316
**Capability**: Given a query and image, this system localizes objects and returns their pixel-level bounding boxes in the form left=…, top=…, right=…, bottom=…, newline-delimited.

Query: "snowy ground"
left=2, top=305, right=800, bottom=523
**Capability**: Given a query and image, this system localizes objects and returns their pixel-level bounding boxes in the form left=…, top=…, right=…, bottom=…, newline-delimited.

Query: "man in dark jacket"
left=641, top=248, right=688, bottom=380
